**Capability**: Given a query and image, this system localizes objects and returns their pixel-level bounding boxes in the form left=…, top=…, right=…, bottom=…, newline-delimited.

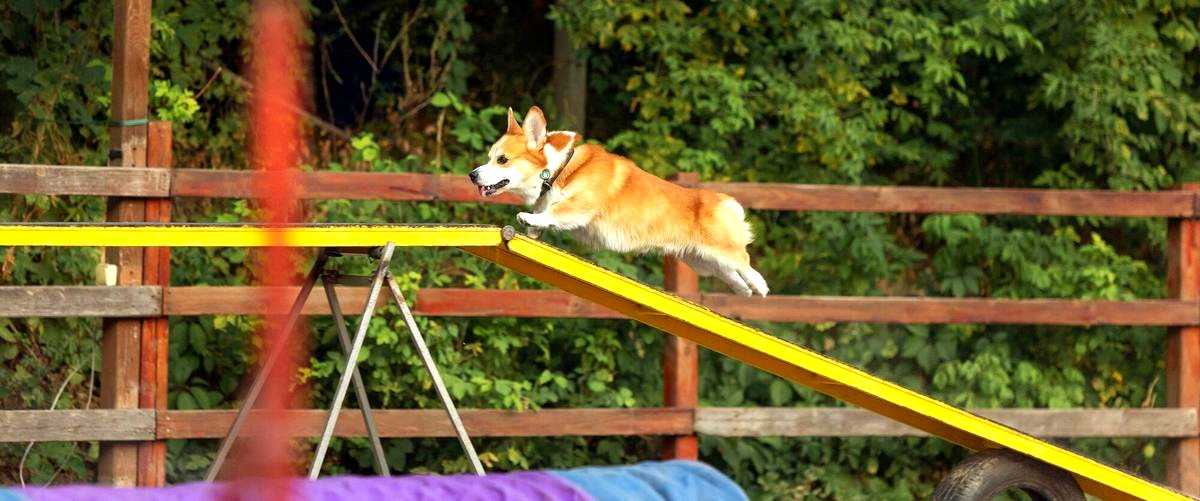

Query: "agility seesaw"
left=0, top=223, right=1188, bottom=500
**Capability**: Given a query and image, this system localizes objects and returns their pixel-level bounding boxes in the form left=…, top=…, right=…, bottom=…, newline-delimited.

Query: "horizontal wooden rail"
left=1, top=164, right=1194, bottom=217
left=157, top=408, right=691, bottom=439
left=2, top=407, right=1192, bottom=442
left=0, top=286, right=161, bottom=317
left=171, top=168, right=523, bottom=205
left=3, top=286, right=1196, bottom=326
left=0, top=164, right=170, bottom=197
left=699, top=182, right=1198, bottom=217
left=415, top=289, right=1200, bottom=326
left=164, top=285, right=391, bottom=316
left=695, top=408, right=1200, bottom=438
left=700, top=294, right=1200, bottom=326
left=0, top=410, right=155, bottom=441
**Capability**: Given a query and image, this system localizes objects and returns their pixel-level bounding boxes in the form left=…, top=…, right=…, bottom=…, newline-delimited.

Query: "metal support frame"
left=386, top=272, right=485, bottom=475
left=307, top=243, right=395, bottom=478
left=205, top=243, right=483, bottom=481
left=321, top=269, right=388, bottom=475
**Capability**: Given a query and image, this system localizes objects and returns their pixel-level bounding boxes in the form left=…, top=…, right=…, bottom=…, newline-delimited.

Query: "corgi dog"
left=469, top=106, right=768, bottom=297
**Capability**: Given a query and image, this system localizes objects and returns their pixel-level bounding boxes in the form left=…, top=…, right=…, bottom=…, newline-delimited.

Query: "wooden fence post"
left=136, top=122, right=172, bottom=486
left=99, top=0, right=151, bottom=486
left=662, top=172, right=700, bottom=460
left=1168, top=182, right=1200, bottom=495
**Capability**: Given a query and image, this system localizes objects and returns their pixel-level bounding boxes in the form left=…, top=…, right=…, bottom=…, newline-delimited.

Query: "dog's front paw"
left=517, top=211, right=551, bottom=228
left=525, top=226, right=543, bottom=239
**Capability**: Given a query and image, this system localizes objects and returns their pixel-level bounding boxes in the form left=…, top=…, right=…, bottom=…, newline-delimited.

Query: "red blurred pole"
left=253, top=0, right=304, bottom=478
left=226, top=0, right=306, bottom=496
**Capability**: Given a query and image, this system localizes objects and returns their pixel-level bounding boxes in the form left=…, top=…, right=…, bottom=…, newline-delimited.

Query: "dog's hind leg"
left=705, top=196, right=768, bottom=296
left=680, top=253, right=717, bottom=277
left=696, top=247, right=766, bottom=297
left=691, top=252, right=753, bottom=297
left=715, top=263, right=754, bottom=297
left=738, top=265, right=769, bottom=297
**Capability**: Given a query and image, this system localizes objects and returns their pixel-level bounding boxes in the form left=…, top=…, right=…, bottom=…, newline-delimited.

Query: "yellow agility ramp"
left=0, top=223, right=1187, bottom=500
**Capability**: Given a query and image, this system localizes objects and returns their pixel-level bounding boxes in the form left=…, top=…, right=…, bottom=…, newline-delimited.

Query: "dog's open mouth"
left=478, top=179, right=509, bottom=197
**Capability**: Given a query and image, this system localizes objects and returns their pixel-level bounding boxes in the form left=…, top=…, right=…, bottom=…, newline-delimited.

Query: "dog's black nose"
left=469, top=170, right=480, bottom=183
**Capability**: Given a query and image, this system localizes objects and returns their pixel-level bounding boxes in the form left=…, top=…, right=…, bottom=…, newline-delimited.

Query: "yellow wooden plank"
left=477, top=235, right=1188, bottom=501
left=0, top=224, right=502, bottom=248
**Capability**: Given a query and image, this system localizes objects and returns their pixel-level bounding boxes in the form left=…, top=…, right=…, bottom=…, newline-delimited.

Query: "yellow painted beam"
left=0, top=224, right=502, bottom=248
left=466, top=234, right=1190, bottom=501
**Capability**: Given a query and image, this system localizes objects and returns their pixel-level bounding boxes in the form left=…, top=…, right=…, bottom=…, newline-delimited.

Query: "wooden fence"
left=3, top=159, right=1199, bottom=494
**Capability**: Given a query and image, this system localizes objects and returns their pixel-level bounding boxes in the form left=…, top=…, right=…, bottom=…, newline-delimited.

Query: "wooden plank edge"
left=0, top=286, right=161, bottom=317
left=700, top=182, right=1199, bottom=217
left=168, top=170, right=1200, bottom=217
left=0, top=164, right=170, bottom=197
left=163, top=287, right=1200, bottom=326
left=2, top=407, right=1192, bottom=441
left=414, top=289, right=1200, bottom=326
left=5, top=286, right=1196, bottom=326
left=695, top=407, right=1200, bottom=438
left=157, top=408, right=693, bottom=439
left=5, top=165, right=1195, bottom=217
left=172, top=169, right=523, bottom=205
left=0, top=410, right=155, bottom=442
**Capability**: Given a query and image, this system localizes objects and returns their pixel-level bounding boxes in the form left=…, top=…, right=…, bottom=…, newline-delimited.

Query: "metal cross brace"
left=204, top=243, right=484, bottom=481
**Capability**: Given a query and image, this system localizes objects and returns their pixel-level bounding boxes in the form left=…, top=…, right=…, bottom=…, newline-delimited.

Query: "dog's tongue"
left=479, top=186, right=487, bottom=197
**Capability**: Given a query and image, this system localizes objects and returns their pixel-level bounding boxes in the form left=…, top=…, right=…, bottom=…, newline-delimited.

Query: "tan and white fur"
left=469, top=106, right=768, bottom=297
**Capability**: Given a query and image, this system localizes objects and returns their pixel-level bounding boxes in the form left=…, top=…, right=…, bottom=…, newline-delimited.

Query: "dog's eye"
left=496, top=155, right=508, bottom=165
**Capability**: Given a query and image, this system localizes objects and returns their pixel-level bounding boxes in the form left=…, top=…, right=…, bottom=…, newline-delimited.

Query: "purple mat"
left=16, top=471, right=591, bottom=501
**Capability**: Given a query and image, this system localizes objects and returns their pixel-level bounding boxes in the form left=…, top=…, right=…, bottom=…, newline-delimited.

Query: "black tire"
left=933, top=449, right=1085, bottom=501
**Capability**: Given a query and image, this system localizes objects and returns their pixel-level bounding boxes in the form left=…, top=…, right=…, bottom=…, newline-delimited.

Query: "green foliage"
left=1, top=0, right=1195, bottom=498
left=150, top=81, right=200, bottom=123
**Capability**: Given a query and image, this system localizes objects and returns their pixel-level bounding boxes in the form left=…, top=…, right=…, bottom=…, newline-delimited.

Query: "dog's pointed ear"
left=523, top=106, right=547, bottom=150
left=506, top=107, right=522, bottom=135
